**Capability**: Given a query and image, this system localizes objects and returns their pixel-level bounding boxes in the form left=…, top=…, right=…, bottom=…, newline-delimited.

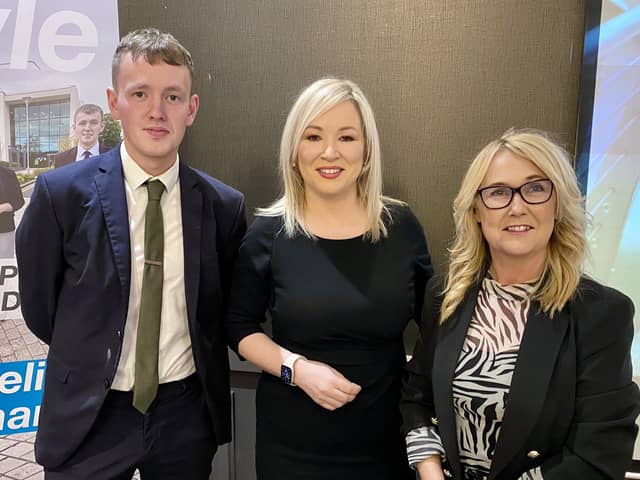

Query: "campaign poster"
left=0, top=1, right=119, bottom=477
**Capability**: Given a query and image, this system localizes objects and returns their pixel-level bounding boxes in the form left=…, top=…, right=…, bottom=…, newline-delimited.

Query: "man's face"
left=106, top=53, right=199, bottom=175
left=73, top=111, right=104, bottom=150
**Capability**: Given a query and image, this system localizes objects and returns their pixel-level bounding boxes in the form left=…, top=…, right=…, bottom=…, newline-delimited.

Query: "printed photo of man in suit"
left=16, top=28, right=246, bottom=479
left=54, top=104, right=109, bottom=168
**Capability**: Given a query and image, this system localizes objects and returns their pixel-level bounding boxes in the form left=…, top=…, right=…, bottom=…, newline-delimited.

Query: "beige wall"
left=118, top=0, right=585, bottom=274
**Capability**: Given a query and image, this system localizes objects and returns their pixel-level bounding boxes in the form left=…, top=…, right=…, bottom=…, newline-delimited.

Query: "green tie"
left=133, top=180, right=165, bottom=414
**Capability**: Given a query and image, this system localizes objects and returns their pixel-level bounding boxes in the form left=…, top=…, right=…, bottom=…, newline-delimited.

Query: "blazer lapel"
left=433, top=283, right=480, bottom=480
left=94, top=148, right=131, bottom=309
left=179, top=165, right=203, bottom=329
left=489, top=304, right=570, bottom=478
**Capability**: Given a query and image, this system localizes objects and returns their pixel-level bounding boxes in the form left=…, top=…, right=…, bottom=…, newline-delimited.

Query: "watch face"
left=281, top=365, right=293, bottom=385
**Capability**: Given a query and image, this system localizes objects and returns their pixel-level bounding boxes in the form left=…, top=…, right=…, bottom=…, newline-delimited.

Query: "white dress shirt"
left=111, top=143, right=196, bottom=391
left=75, top=142, right=101, bottom=161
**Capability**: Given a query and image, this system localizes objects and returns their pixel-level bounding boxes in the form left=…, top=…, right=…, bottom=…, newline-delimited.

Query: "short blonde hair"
left=112, top=28, right=194, bottom=88
left=73, top=104, right=103, bottom=123
left=258, top=78, right=401, bottom=241
left=441, top=128, right=587, bottom=322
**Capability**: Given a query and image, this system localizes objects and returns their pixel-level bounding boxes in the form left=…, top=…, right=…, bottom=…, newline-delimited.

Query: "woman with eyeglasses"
left=401, top=128, right=639, bottom=480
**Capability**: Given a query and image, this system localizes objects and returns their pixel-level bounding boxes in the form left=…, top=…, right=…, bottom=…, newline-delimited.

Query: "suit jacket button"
left=104, top=378, right=110, bottom=389
left=527, top=450, right=540, bottom=459
left=430, top=416, right=439, bottom=426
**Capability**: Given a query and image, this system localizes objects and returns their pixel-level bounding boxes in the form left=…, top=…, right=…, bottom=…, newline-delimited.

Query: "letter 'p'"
left=0, top=266, right=17, bottom=287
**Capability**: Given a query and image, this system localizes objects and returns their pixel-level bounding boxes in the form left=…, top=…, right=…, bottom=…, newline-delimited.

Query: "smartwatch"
left=281, top=353, right=304, bottom=386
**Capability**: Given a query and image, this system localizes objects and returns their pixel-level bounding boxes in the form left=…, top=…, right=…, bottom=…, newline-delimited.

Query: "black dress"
left=226, top=205, right=433, bottom=480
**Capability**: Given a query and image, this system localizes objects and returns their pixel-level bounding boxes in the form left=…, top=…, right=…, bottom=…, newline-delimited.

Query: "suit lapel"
left=179, top=165, right=203, bottom=329
left=489, top=304, right=570, bottom=478
left=63, top=147, right=77, bottom=166
left=94, top=148, right=131, bottom=308
left=433, top=283, right=480, bottom=480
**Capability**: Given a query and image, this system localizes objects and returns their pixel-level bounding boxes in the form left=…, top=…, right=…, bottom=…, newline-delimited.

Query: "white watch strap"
left=282, top=353, right=304, bottom=386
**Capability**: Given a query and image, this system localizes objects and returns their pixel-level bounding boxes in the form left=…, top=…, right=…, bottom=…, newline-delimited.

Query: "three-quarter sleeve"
left=224, top=215, right=277, bottom=354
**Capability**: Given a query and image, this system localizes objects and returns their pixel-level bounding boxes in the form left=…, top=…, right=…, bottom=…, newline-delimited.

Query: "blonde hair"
left=257, top=78, right=402, bottom=242
left=440, top=128, right=587, bottom=322
left=73, top=104, right=103, bottom=123
left=113, top=28, right=194, bottom=88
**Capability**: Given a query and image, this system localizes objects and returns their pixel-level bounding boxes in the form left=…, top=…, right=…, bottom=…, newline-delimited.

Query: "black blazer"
left=16, top=147, right=246, bottom=468
left=0, top=165, right=25, bottom=233
left=402, top=276, right=639, bottom=479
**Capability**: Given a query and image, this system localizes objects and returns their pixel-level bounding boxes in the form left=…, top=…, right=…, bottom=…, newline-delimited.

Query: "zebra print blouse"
left=406, top=277, right=543, bottom=480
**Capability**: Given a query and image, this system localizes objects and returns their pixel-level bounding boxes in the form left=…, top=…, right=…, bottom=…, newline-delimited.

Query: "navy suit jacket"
left=402, top=276, right=639, bottom=480
left=16, top=146, right=246, bottom=468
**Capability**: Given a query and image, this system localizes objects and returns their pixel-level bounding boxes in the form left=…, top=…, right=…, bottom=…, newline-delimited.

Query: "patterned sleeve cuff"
left=517, top=466, right=543, bottom=480
left=406, top=426, right=446, bottom=469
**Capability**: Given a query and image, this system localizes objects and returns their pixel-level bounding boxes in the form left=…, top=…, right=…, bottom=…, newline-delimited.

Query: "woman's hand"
left=294, top=359, right=361, bottom=410
left=0, top=203, right=13, bottom=214
left=416, top=455, right=445, bottom=480
left=236, top=334, right=361, bottom=410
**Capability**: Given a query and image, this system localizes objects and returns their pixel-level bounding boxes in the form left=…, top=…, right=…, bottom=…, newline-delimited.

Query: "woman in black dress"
left=226, top=78, right=433, bottom=479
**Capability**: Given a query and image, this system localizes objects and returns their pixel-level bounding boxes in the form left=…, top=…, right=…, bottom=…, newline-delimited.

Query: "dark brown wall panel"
left=118, top=1, right=585, bottom=273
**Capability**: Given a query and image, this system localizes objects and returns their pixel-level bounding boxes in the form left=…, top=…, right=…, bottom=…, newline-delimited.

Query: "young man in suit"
left=54, top=104, right=109, bottom=168
left=16, top=28, right=246, bottom=479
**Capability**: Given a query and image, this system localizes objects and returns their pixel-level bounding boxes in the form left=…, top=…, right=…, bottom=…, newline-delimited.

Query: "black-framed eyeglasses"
left=477, top=179, right=554, bottom=209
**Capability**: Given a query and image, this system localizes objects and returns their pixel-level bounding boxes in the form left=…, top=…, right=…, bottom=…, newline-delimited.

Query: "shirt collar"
left=88, top=142, right=100, bottom=156
left=482, top=276, right=537, bottom=303
left=120, top=142, right=180, bottom=193
left=77, top=142, right=100, bottom=160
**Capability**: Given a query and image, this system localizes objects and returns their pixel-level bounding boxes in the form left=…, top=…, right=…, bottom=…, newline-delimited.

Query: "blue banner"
left=0, top=359, right=46, bottom=435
